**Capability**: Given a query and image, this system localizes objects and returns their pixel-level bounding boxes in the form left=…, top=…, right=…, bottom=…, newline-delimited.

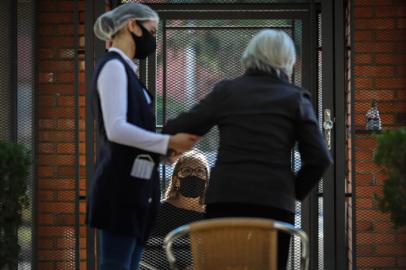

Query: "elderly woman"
left=86, top=3, right=198, bottom=270
left=163, top=29, right=332, bottom=268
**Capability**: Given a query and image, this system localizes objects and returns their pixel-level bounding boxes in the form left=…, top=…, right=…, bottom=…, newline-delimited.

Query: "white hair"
left=94, top=3, right=159, bottom=41
left=241, top=29, right=296, bottom=76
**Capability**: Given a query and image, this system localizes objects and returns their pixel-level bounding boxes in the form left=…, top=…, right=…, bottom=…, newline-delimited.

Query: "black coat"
left=86, top=52, right=160, bottom=243
left=163, top=69, right=332, bottom=213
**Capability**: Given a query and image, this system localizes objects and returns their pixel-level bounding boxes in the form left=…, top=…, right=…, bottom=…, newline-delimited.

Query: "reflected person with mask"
left=143, top=150, right=209, bottom=270
left=86, top=3, right=199, bottom=270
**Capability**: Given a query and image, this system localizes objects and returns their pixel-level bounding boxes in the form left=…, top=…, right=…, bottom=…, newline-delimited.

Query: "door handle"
left=323, top=109, right=333, bottom=150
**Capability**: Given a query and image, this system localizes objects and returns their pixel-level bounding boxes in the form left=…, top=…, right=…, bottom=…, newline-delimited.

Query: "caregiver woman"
left=86, top=3, right=199, bottom=270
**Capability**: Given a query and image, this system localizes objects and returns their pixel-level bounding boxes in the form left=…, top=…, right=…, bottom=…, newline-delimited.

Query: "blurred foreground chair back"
left=164, top=217, right=309, bottom=270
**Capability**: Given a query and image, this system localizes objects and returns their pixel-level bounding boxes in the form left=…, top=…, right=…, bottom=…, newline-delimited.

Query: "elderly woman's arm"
left=162, top=81, right=227, bottom=136
left=295, top=90, right=333, bottom=201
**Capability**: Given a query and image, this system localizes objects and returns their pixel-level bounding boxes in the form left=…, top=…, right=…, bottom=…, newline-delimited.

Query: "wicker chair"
left=163, top=217, right=309, bottom=270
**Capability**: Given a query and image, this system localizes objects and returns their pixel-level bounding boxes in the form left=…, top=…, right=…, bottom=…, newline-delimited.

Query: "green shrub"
left=374, top=128, right=406, bottom=228
left=0, top=141, right=31, bottom=269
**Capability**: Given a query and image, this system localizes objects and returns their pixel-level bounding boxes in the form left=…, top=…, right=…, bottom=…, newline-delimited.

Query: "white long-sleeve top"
left=97, top=47, right=170, bottom=155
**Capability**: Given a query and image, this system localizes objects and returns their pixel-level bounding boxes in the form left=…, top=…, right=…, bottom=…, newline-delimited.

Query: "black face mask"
left=178, top=176, right=206, bottom=198
left=130, top=22, right=156, bottom=60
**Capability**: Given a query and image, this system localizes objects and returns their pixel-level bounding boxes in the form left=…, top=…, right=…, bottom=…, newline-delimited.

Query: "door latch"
left=323, top=109, right=333, bottom=150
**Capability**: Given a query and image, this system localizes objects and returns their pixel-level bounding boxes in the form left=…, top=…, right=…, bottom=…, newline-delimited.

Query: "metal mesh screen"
left=35, top=0, right=82, bottom=269
left=0, top=0, right=12, bottom=141
left=141, top=17, right=307, bottom=270
left=17, top=1, right=35, bottom=269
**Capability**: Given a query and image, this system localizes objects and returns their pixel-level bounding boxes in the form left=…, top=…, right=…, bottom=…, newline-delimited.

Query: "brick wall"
left=37, top=1, right=87, bottom=269
left=353, top=0, right=406, bottom=269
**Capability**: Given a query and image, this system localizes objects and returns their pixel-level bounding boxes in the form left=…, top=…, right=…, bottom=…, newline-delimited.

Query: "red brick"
left=39, top=143, right=56, bottom=154
left=354, top=31, right=374, bottom=41
left=38, top=202, right=75, bottom=214
left=39, top=48, right=56, bottom=59
left=38, top=93, right=56, bottom=106
left=39, top=119, right=56, bottom=129
left=354, top=42, right=397, bottom=53
left=57, top=166, right=76, bottom=177
left=39, top=25, right=55, bottom=36
left=357, top=244, right=375, bottom=255
left=376, top=244, right=406, bottom=255
left=397, top=90, right=406, bottom=99
left=356, top=186, right=383, bottom=198
left=57, top=119, right=75, bottom=130
left=39, top=131, right=75, bottom=142
left=56, top=238, right=75, bottom=249
left=38, top=238, right=55, bottom=249
left=355, top=150, right=374, bottom=160
left=356, top=173, right=374, bottom=186
left=39, top=61, right=74, bottom=72
left=38, top=191, right=56, bottom=202
left=38, top=179, right=75, bottom=190
left=354, top=0, right=393, bottom=6
left=375, top=54, right=406, bottom=64
left=37, top=262, right=54, bottom=270
left=376, top=30, right=406, bottom=41
left=398, top=18, right=406, bottom=28
left=57, top=96, right=75, bottom=107
left=355, top=18, right=395, bottom=30
left=357, top=198, right=374, bottom=208
left=38, top=166, right=55, bottom=177
left=398, top=257, right=406, bottom=267
left=354, top=66, right=395, bottom=77
left=374, top=221, right=396, bottom=231
left=355, top=90, right=395, bottom=101
left=358, top=232, right=396, bottom=245
left=38, top=249, right=76, bottom=261
left=375, top=6, right=406, bottom=17
left=39, top=13, right=74, bottom=24
left=39, top=37, right=75, bottom=48
left=355, top=102, right=374, bottom=114
left=38, top=107, right=75, bottom=118
left=358, top=256, right=396, bottom=267
left=378, top=102, right=406, bottom=113
left=357, top=209, right=391, bottom=221
left=354, top=78, right=373, bottom=89
left=395, top=66, right=406, bottom=76
left=37, top=214, right=55, bottom=225
left=358, top=221, right=374, bottom=231
left=54, top=214, right=76, bottom=226
left=57, top=191, right=76, bottom=201
left=354, top=7, right=374, bottom=17
left=355, top=54, right=373, bottom=64
left=38, top=154, right=76, bottom=166
left=57, top=143, right=76, bottom=154
left=375, top=78, right=406, bottom=89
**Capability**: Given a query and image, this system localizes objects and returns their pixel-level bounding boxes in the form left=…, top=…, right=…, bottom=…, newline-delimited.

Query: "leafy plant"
left=0, top=141, right=31, bottom=269
left=374, top=128, right=406, bottom=228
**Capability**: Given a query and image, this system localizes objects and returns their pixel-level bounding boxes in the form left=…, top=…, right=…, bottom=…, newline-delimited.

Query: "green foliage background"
left=0, top=141, right=31, bottom=269
left=374, top=128, right=406, bottom=228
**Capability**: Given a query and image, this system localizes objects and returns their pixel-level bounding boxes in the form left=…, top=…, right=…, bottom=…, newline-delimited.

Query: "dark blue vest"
left=86, top=52, right=160, bottom=242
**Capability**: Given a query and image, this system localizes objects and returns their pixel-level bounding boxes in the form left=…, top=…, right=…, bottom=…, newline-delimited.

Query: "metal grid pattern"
left=141, top=17, right=308, bottom=270
left=0, top=0, right=12, bottom=141
left=35, top=0, right=82, bottom=269
left=17, top=2, right=35, bottom=270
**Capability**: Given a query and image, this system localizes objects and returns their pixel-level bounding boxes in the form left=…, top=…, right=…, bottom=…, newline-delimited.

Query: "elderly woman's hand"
left=168, top=133, right=200, bottom=154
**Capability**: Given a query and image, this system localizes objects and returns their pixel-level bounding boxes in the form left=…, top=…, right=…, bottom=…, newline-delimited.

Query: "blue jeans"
left=99, top=230, right=144, bottom=270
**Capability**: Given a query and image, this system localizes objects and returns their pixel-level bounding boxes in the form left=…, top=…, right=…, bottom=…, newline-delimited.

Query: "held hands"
left=165, top=133, right=200, bottom=163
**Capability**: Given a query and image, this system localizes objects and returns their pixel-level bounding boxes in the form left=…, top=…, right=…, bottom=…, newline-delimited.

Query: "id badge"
left=130, top=154, right=155, bottom=180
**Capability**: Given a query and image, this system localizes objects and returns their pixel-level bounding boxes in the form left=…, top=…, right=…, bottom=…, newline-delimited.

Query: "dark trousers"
left=205, top=203, right=295, bottom=270
left=99, top=230, right=144, bottom=270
